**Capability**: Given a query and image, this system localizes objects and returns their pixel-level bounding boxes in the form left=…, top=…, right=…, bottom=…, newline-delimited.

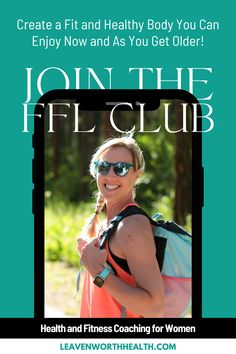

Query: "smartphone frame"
left=33, top=89, right=203, bottom=336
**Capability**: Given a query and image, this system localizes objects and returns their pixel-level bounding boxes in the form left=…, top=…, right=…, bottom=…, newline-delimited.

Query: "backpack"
left=99, top=205, right=192, bottom=318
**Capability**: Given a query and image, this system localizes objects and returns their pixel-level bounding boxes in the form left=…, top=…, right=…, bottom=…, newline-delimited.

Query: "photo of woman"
left=77, top=135, right=164, bottom=317
left=44, top=99, right=193, bottom=318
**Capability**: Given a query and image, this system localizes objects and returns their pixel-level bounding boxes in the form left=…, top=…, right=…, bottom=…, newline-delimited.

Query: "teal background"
left=1, top=1, right=235, bottom=317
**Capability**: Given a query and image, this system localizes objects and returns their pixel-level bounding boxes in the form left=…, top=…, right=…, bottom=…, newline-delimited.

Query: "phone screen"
left=33, top=89, right=202, bottom=328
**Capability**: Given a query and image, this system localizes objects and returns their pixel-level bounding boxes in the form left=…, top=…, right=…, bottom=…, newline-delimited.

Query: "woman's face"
left=96, top=146, right=141, bottom=203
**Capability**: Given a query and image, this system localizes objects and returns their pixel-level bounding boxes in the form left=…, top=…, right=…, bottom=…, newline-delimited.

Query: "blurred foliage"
left=135, top=130, right=175, bottom=214
left=45, top=200, right=93, bottom=266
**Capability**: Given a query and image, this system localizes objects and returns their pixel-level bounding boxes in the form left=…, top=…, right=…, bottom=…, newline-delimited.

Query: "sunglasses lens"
left=114, top=162, right=129, bottom=176
left=97, top=161, right=110, bottom=175
left=95, top=161, right=132, bottom=176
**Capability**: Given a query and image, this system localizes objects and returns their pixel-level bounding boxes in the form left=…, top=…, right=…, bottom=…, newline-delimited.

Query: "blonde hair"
left=90, top=134, right=145, bottom=178
left=84, top=134, right=145, bottom=238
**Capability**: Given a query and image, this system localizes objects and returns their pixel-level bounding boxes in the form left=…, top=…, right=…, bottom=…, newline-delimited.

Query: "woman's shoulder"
left=121, top=212, right=150, bottom=227
left=114, top=213, right=156, bottom=258
left=116, top=213, right=153, bottom=242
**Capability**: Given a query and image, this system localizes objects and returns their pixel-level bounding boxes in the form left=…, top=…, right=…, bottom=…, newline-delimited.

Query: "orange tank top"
left=80, top=204, right=141, bottom=318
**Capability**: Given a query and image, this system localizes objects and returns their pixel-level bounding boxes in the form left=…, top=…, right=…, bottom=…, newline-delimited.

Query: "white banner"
left=0, top=339, right=236, bottom=354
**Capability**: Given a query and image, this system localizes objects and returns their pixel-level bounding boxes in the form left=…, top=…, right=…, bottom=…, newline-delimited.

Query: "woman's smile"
left=105, top=184, right=120, bottom=190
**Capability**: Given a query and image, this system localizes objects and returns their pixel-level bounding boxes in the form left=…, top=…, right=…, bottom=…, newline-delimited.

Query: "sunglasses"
left=94, top=160, right=134, bottom=177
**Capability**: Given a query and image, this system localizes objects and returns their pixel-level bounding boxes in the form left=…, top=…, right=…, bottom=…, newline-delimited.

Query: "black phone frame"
left=5, top=89, right=234, bottom=339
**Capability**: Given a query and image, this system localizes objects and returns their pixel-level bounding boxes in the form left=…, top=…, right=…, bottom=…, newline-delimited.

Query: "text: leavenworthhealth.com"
left=60, top=342, right=176, bottom=351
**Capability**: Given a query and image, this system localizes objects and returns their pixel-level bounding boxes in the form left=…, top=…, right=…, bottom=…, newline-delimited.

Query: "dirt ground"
left=45, top=261, right=83, bottom=318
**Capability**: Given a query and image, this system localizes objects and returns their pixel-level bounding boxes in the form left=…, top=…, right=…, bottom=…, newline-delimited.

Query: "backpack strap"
left=121, top=206, right=191, bottom=237
left=159, top=221, right=191, bottom=237
left=99, top=205, right=147, bottom=249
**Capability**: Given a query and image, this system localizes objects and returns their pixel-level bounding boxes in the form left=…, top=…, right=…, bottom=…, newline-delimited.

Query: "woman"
left=77, top=135, right=164, bottom=318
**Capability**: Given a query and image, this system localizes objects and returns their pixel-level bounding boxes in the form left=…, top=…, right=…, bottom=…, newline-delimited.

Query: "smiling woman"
left=77, top=134, right=164, bottom=318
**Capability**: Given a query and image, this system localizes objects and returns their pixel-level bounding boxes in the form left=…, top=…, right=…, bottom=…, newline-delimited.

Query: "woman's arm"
left=105, top=215, right=164, bottom=317
left=80, top=215, right=164, bottom=317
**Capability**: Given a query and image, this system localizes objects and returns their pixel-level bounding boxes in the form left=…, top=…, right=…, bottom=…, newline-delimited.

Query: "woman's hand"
left=80, top=238, right=108, bottom=278
left=76, top=236, right=88, bottom=255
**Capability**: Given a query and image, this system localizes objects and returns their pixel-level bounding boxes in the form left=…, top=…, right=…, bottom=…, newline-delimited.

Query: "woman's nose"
left=106, top=166, right=116, bottom=177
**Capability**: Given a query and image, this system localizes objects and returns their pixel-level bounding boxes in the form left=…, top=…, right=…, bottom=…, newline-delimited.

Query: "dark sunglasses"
left=94, top=160, right=134, bottom=177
